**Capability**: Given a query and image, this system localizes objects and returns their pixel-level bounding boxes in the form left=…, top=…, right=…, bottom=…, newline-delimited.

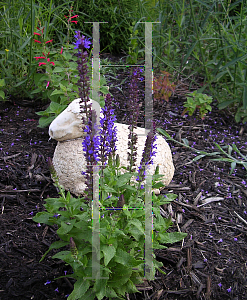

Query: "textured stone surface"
left=49, top=99, right=175, bottom=196
left=49, top=98, right=102, bottom=141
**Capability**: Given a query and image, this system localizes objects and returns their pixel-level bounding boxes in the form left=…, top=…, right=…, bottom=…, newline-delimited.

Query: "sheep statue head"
left=49, top=98, right=175, bottom=196
left=49, top=98, right=102, bottom=141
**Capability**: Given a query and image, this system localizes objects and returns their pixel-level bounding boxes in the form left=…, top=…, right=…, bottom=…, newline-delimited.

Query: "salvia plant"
left=33, top=32, right=187, bottom=300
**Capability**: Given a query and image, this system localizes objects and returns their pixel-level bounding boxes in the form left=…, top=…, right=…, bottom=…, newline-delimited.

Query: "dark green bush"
left=73, top=0, right=139, bottom=54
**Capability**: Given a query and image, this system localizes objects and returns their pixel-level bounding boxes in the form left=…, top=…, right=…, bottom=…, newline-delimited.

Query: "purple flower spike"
left=82, top=109, right=100, bottom=200
left=137, top=121, right=157, bottom=183
left=74, top=31, right=91, bottom=49
left=127, top=67, right=141, bottom=171
left=99, top=93, right=117, bottom=164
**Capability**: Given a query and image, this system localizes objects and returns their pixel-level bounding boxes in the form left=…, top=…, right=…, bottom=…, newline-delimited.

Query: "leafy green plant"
left=182, top=90, right=212, bottom=119
left=33, top=159, right=186, bottom=300
left=33, top=33, right=187, bottom=300
left=153, top=70, right=176, bottom=103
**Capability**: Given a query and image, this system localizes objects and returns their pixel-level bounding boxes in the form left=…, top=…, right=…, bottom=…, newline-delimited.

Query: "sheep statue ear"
left=49, top=98, right=102, bottom=142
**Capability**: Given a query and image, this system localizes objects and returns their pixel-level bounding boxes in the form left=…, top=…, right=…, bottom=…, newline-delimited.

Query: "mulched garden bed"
left=0, top=53, right=247, bottom=300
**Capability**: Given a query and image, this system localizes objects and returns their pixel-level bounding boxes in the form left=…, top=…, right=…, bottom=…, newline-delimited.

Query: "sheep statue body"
left=49, top=98, right=175, bottom=196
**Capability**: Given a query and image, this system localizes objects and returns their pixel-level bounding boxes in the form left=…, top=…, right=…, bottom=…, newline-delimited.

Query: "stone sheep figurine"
left=49, top=98, right=174, bottom=196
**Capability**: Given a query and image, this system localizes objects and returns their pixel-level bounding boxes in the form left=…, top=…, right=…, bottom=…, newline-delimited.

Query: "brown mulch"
left=0, top=53, right=247, bottom=300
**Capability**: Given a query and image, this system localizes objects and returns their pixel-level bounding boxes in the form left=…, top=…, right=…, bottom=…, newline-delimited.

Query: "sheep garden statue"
left=48, top=98, right=175, bottom=196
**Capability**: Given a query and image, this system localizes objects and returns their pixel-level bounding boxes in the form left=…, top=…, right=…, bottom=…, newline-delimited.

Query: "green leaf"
left=0, top=79, right=5, bottom=87
left=52, top=250, right=71, bottom=260
left=115, top=173, right=133, bottom=187
left=94, top=277, right=108, bottom=300
left=101, top=244, right=116, bottom=266
left=37, top=116, right=56, bottom=128
left=105, top=287, right=119, bottom=298
left=39, top=240, right=69, bottom=262
left=53, top=66, right=64, bottom=72
left=158, top=232, right=187, bottom=244
left=13, top=79, right=27, bottom=87
left=192, top=154, right=206, bottom=162
left=157, top=128, right=172, bottom=139
left=115, top=248, right=143, bottom=267
left=32, top=212, right=53, bottom=225
left=217, top=99, right=235, bottom=110
left=68, top=278, right=90, bottom=300
left=128, top=219, right=144, bottom=234
left=152, top=182, right=165, bottom=189
left=230, top=161, right=236, bottom=175
left=0, top=90, right=5, bottom=99
left=50, top=89, right=65, bottom=96
left=101, top=185, right=117, bottom=193
left=57, top=220, right=75, bottom=235
left=108, top=264, right=132, bottom=287
left=49, top=102, right=67, bottom=114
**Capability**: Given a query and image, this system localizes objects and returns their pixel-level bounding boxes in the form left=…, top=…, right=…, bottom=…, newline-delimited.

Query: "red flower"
left=34, top=56, right=46, bottom=60
left=34, top=32, right=41, bottom=36
left=64, top=14, right=78, bottom=22
left=33, top=39, right=42, bottom=44
left=50, top=61, right=55, bottom=66
left=39, top=62, right=47, bottom=66
left=37, top=27, right=44, bottom=34
left=60, top=47, right=63, bottom=54
left=45, top=39, right=53, bottom=44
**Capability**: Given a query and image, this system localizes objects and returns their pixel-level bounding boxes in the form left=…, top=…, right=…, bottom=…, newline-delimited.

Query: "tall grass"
left=130, top=0, right=247, bottom=122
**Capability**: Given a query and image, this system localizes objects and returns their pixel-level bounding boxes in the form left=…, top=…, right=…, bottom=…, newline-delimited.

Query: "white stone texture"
left=49, top=99, right=175, bottom=196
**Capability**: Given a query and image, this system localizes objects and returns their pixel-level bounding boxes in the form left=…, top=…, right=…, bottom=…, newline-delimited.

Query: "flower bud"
left=116, top=154, right=120, bottom=167
left=155, top=165, right=159, bottom=175
left=117, top=194, right=125, bottom=208
left=108, top=153, right=112, bottom=167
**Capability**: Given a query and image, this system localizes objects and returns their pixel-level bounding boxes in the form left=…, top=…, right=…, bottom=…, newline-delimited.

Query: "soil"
left=0, top=53, right=247, bottom=300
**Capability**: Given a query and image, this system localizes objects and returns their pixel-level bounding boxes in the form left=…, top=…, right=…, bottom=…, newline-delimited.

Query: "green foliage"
left=0, top=0, right=74, bottom=100
left=153, top=70, right=176, bottom=103
left=146, top=0, right=247, bottom=122
left=0, top=79, right=6, bottom=100
left=33, top=157, right=187, bottom=299
left=126, top=21, right=144, bottom=65
left=73, top=0, right=138, bottom=55
left=32, top=38, right=109, bottom=127
left=182, top=91, right=212, bottom=119
left=1, top=0, right=247, bottom=124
